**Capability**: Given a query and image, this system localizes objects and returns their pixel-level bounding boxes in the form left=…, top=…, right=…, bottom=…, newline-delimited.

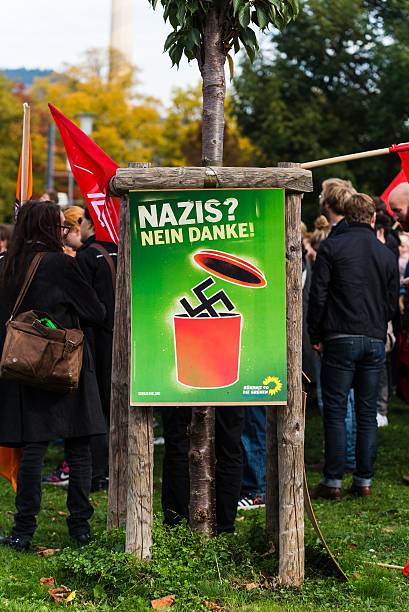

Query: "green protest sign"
left=129, top=188, right=286, bottom=406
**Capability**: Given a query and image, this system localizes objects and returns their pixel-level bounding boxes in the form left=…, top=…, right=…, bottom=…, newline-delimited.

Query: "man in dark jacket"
left=308, top=193, right=399, bottom=500
left=319, top=177, right=356, bottom=238
left=76, top=207, right=118, bottom=491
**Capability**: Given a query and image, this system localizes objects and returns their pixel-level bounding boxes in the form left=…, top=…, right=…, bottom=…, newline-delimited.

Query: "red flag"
left=48, top=104, right=119, bottom=244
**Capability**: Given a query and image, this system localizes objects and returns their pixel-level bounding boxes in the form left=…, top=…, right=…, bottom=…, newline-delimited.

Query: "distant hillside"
left=1, top=68, right=53, bottom=86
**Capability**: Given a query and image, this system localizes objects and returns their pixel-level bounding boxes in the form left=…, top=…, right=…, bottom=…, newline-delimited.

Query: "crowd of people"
left=0, top=177, right=408, bottom=550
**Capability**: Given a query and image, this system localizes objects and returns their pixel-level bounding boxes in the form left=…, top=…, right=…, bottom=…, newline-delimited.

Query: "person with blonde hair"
left=320, top=178, right=357, bottom=238
left=310, top=215, right=330, bottom=254
left=63, top=206, right=84, bottom=255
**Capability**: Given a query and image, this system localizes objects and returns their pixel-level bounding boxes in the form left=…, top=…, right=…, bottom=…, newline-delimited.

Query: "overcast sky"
left=0, top=0, right=212, bottom=105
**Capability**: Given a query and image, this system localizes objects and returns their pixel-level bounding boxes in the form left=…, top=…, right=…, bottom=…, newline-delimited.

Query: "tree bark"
left=189, top=407, right=216, bottom=536
left=188, top=5, right=226, bottom=537
left=277, top=162, right=304, bottom=587
left=199, top=5, right=226, bottom=166
left=125, top=162, right=154, bottom=558
left=107, top=194, right=131, bottom=529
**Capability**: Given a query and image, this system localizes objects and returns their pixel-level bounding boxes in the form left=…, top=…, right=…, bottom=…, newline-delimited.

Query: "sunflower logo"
left=262, top=375, right=283, bottom=396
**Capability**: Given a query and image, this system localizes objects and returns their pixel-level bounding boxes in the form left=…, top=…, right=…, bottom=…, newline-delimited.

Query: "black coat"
left=0, top=252, right=107, bottom=445
left=76, top=237, right=117, bottom=417
left=307, top=223, right=399, bottom=344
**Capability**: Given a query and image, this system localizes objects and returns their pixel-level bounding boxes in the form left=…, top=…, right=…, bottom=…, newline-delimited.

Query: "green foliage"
left=148, top=0, right=299, bottom=66
left=232, top=0, right=409, bottom=225
left=56, top=521, right=256, bottom=609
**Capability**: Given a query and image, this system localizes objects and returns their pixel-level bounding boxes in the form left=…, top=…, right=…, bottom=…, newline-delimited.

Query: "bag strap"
left=10, top=253, right=45, bottom=320
left=90, top=243, right=117, bottom=294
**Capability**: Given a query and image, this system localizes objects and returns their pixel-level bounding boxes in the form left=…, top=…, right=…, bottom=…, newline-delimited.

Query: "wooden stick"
left=125, top=163, right=154, bottom=559
left=301, top=147, right=390, bottom=169
left=20, top=103, right=31, bottom=203
left=364, top=561, right=404, bottom=571
left=277, top=162, right=304, bottom=587
left=107, top=193, right=131, bottom=530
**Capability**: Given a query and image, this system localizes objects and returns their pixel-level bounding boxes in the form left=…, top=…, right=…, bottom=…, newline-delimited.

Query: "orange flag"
left=0, top=448, right=21, bottom=491
left=15, top=103, right=33, bottom=215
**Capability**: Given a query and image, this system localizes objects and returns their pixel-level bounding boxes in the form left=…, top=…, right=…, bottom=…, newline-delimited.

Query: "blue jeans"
left=241, top=406, right=266, bottom=498
left=317, top=355, right=356, bottom=468
left=321, top=336, right=385, bottom=488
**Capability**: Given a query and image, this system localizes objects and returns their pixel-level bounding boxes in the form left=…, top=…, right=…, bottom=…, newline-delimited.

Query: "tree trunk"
left=107, top=194, right=131, bottom=529
left=188, top=5, right=226, bottom=536
left=188, top=407, right=216, bottom=536
left=199, top=5, right=226, bottom=166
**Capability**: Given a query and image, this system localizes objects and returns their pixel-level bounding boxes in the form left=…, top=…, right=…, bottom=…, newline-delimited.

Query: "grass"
left=0, top=401, right=409, bottom=610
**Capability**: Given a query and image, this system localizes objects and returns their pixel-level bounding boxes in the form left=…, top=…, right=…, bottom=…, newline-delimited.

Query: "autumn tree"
left=149, top=0, right=299, bottom=536
left=160, top=85, right=260, bottom=167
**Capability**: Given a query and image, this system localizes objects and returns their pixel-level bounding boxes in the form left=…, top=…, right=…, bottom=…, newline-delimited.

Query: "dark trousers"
left=321, top=336, right=385, bottom=488
left=241, top=406, right=266, bottom=498
left=162, top=406, right=245, bottom=533
left=90, top=333, right=112, bottom=484
left=13, top=437, right=93, bottom=539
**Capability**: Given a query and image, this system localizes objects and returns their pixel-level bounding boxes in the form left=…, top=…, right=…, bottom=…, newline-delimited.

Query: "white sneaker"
left=377, top=414, right=388, bottom=427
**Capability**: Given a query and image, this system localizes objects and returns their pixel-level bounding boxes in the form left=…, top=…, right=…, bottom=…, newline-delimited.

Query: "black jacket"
left=307, top=223, right=399, bottom=344
left=327, top=217, right=348, bottom=239
left=0, top=252, right=107, bottom=445
left=76, top=237, right=118, bottom=416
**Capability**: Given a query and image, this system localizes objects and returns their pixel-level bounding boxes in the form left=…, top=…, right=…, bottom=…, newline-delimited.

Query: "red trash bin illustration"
left=173, top=250, right=266, bottom=389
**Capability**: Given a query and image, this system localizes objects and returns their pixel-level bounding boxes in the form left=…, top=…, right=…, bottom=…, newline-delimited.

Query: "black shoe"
left=0, top=535, right=31, bottom=551
left=90, top=478, right=108, bottom=493
left=70, top=532, right=91, bottom=546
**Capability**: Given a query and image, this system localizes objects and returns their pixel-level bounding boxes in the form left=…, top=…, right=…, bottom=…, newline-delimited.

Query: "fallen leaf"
left=347, top=543, right=358, bottom=549
left=204, top=601, right=223, bottom=611
left=245, top=582, right=259, bottom=591
left=382, top=527, right=394, bottom=534
left=151, top=595, right=176, bottom=609
left=49, top=586, right=71, bottom=604
left=40, top=577, right=55, bottom=587
left=65, top=590, right=76, bottom=603
left=352, top=572, right=361, bottom=579
left=37, top=547, right=61, bottom=557
left=58, top=511, right=67, bottom=517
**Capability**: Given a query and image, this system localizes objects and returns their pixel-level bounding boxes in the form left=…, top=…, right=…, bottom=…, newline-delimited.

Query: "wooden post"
left=265, top=406, right=279, bottom=550
left=277, top=162, right=304, bottom=586
left=125, top=163, right=154, bottom=558
left=107, top=193, right=131, bottom=529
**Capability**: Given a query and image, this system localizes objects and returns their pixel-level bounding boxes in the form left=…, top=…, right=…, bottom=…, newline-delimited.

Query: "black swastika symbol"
left=179, top=277, right=236, bottom=318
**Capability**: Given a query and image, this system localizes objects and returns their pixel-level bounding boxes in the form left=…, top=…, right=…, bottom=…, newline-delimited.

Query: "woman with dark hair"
left=0, top=201, right=107, bottom=551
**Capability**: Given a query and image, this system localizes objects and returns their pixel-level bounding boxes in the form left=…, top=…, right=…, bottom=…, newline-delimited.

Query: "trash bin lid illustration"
left=193, top=249, right=267, bottom=288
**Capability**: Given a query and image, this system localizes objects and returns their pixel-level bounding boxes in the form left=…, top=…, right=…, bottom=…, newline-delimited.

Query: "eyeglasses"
left=58, top=224, right=72, bottom=236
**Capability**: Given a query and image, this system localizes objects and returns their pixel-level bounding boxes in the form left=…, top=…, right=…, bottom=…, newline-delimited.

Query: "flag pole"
left=301, top=142, right=409, bottom=170
left=20, top=103, right=31, bottom=204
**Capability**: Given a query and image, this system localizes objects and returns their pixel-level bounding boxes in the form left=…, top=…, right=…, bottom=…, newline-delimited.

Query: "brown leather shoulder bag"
left=0, top=253, right=84, bottom=393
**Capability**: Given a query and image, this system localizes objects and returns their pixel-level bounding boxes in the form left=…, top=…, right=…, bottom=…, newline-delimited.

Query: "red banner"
left=49, top=104, right=119, bottom=244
